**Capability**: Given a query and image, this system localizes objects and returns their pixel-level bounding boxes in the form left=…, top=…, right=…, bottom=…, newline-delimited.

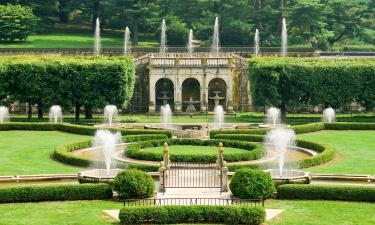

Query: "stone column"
left=226, top=77, right=234, bottom=113
left=159, top=163, right=166, bottom=192
left=149, top=77, right=156, bottom=112
left=201, top=69, right=207, bottom=111
left=221, top=165, right=229, bottom=192
left=175, top=70, right=182, bottom=112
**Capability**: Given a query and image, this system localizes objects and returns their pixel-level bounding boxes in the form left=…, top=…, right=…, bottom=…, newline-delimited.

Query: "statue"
left=216, top=142, right=224, bottom=169
left=162, top=142, right=171, bottom=168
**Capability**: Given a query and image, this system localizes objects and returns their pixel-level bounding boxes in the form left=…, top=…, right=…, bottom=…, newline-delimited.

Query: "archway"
left=208, top=78, right=227, bottom=111
left=182, top=78, right=201, bottom=112
left=155, top=78, right=174, bottom=111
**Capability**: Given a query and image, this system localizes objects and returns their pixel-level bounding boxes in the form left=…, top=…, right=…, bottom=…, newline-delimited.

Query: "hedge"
left=125, top=139, right=264, bottom=163
left=119, top=205, right=265, bottom=225
left=53, top=139, right=159, bottom=172
left=277, top=184, right=375, bottom=202
left=0, top=122, right=172, bottom=138
left=343, top=45, right=375, bottom=52
left=123, top=134, right=169, bottom=142
left=0, top=184, right=113, bottom=203
left=324, top=122, right=375, bottom=130
left=113, top=170, right=155, bottom=199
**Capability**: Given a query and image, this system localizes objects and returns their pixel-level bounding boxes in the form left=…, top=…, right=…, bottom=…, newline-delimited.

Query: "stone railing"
left=149, top=53, right=233, bottom=67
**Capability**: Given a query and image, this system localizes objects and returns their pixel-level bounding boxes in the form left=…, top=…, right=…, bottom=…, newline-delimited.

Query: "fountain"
left=184, top=97, right=200, bottom=113
left=124, top=27, right=131, bottom=55
left=211, top=17, right=220, bottom=54
left=93, top=130, right=122, bottom=175
left=94, top=18, right=101, bottom=56
left=266, top=107, right=281, bottom=127
left=323, top=107, right=336, bottom=123
left=49, top=105, right=62, bottom=123
left=158, top=92, right=172, bottom=106
left=160, top=19, right=167, bottom=54
left=254, top=29, right=260, bottom=56
left=104, top=105, right=119, bottom=128
left=209, top=91, right=225, bottom=107
left=281, top=18, right=287, bottom=57
left=78, top=130, right=123, bottom=183
left=187, top=29, right=194, bottom=53
left=0, top=106, right=9, bottom=123
left=213, top=105, right=224, bottom=129
left=160, top=104, right=172, bottom=129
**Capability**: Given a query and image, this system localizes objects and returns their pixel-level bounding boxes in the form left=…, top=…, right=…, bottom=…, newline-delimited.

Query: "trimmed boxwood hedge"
left=123, top=134, right=168, bottom=142
left=119, top=205, right=265, bottom=225
left=125, top=139, right=264, bottom=163
left=277, top=184, right=375, bottom=202
left=53, top=139, right=159, bottom=172
left=0, top=122, right=172, bottom=138
left=0, top=184, right=112, bottom=203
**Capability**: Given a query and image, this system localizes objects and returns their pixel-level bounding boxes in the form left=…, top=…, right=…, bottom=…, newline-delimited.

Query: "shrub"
left=324, top=122, right=375, bottom=130
left=113, top=170, right=155, bottom=199
left=0, top=4, right=39, bottom=41
left=230, top=169, right=275, bottom=199
left=0, top=184, right=112, bottom=203
left=119, top=205, right=265, bottom=225
left=277, top=184, right=375, bottom=202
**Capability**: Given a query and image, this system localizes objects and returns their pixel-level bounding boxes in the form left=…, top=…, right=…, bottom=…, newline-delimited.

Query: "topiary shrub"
left=113, top=169, right=155, bottom=199
left=230, top=169, right=275, bottom=199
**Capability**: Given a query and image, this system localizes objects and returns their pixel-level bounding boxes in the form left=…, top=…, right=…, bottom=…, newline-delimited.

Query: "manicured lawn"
left=298, top=130, right=375, bottom=175
left=0, top=131, right=90, bottom=175
left=144, top=145, right=246, bottom=155
left=266, top=200, right=375, bottom=225
left=0, top=33, right=158, bottom=48
left=0, top=200, right=374, bottom=225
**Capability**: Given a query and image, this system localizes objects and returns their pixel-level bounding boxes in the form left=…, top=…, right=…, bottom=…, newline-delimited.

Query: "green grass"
left=298, top=130, right=375, bottom=175
left=0, top=33, right=158, bottom=48
left=266, top=200, right=375, bottom=225
left=144, top=145, right=246, bottom=156
left=0, top=200, right=374, bottom=225
left=0, top=131, right=90, bottom=175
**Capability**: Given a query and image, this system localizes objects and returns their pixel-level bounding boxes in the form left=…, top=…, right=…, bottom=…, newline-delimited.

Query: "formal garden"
left=0, top=1, right=375, bottom=225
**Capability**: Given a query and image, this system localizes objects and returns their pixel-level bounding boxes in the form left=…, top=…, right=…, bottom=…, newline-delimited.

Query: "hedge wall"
left=0, top=55, right=135, bottom=119
left=119, top=205, right=265, bottom=225
left=0, top=184, right=113, bottom=203
left=125, top=139, right=264, bottom=163
left=249, top=57, right=375, bottom=111
left=277, top=184, right=375, bottom=202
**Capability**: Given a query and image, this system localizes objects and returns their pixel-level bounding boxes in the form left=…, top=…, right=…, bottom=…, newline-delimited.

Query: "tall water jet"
left=94, top=18, right=101, bottom=56
left=49, top=105, right=62, bottom=123
left=93, top=130, right=122, bottom=176
left=124, top=27, right=131, bottom=55
left=266, top=107, right=281, bottom=127
left=160, top=19, right=167, bottom=54
left=0, top=106, right=9, bottom=123
left=160, top=104, right=172, bottom=129
left=213, top=105, right=224, bottom=129
left=187, top=29, right=194, bottom=53
left=211, top=17, right=220, bottom=54
left=254, top=29, right=260, bottom=56
left=323, top=107, right=336, bottom=123
left=281, top=18, right=288, bottom=57
left=265, top=128, right=296, bottom=177
left=104, top=105, right=119, bottom=128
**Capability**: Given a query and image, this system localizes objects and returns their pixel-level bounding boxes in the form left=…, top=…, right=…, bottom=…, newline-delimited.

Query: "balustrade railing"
left=122, top=198, right=264, bottom=207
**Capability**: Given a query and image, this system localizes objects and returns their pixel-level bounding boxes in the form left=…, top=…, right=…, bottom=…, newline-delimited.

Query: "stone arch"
left=181, top=78, right=201, bottom=112
left=208, top=78, right=227, bottom=111
left=155, top=78, right=174, bottom=111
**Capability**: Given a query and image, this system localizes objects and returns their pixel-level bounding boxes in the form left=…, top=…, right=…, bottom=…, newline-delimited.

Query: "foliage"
left=249, top=57, right=375, bottom=113
left=113, top=170, right=154, bottom=199
left=0, top=4, right=39, bottom=41
left=0, top=184, right=112, bottom=203
left=119, top=205, right=265, bottom=225
left=123, top=134, right=169, bottom=142
left=230, top=169, right=275, bottom=199
left=277, top=184, right=375, bottom=202
left=0, top=55, right=135, bottom=120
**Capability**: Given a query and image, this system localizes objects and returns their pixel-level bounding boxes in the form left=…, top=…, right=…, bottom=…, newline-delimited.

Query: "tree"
left=0, top=4, right=39, bottom=41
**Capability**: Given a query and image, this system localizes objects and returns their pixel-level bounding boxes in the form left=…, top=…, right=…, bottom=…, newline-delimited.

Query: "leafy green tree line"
left=249, top=57, right=375, bottom=117
left=0, top=56, right=135, bottom=120
left=1, top=0, right=374, bottom=49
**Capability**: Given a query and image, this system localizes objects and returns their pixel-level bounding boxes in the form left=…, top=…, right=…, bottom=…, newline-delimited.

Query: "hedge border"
left=119, top=205, right=265, bottom=225
left=125, top=139, right=264, bottom=163
left=0, top=183, right=113, bottom=203
left=277, top=184, right=375, bottom=202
